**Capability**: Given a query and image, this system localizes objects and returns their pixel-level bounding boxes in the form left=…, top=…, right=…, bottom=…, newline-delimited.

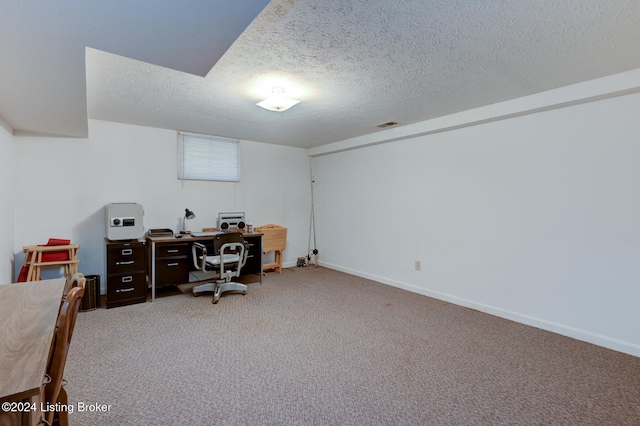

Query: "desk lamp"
left=182, top=208, right=196, bottom=234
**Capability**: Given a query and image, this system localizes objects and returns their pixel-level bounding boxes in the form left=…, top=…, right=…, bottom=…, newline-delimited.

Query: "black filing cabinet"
left=106, top=240, right=146, bottom=308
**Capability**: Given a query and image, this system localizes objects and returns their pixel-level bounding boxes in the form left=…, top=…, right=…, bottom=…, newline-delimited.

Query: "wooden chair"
left=42, top=285, right=84, bottom=426
left=69, top=272, right=86, bottom=289
left=67, top=273, right=86, bottom=339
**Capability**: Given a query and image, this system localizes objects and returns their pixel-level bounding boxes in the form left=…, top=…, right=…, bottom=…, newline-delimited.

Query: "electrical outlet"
left=415, top=260, right=421, bottom=271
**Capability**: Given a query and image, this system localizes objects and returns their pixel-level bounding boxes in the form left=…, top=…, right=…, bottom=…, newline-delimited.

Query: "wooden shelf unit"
left=255, top=224, right=287, bottom=274
left=21, top=244, right=80, bottom=290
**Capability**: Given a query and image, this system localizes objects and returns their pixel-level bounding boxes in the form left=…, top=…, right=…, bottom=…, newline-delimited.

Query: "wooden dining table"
left=0, top=278, right=66, bottom=425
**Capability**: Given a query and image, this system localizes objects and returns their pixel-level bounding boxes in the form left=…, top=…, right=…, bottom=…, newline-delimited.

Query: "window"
left=177, top=132, right=240, bottom=182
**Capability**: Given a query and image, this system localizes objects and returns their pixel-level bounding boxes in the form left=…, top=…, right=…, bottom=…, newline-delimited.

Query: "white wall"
left=13, top=119, right=311, bottom=292
left=0, top=119, right=15, bottom=282
left=312, top=92, right=640, bottom=357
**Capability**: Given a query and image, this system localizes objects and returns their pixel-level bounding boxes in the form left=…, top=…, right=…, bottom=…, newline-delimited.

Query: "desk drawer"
left=106, top=272, right=146, bottom=308
left=108, top=244, right=145, bottom=274
left=156, top=243, right=190, bottom=258
left=155, top=257, right=189, bottom=287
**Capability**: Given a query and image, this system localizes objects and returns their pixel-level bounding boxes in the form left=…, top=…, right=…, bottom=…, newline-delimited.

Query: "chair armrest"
left=191, top=242, right=208, bottom=271
left=242, top=241, right=250, bottom=268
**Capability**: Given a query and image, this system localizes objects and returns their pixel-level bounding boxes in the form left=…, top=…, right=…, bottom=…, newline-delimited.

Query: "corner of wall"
left=0, top=119, right=15, bottom=282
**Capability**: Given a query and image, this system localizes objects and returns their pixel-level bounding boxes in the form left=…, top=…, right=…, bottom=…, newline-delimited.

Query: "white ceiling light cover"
left=256, top=86, right=300, bottom=112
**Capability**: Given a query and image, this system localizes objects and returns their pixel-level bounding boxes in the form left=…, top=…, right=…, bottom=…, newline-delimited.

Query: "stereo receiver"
left=217, top=212, right=246, bottom=231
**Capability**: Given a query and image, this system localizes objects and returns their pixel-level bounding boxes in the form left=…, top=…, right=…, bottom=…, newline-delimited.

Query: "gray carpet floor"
left=64, top=266, right=640, bottom=425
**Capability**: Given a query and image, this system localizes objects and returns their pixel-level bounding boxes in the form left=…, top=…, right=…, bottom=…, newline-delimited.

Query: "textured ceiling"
left=2, top=0, right=640, bottom=149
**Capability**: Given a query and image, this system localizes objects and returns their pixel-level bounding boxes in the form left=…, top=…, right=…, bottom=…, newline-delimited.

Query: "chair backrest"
left=67, top=273, right=85, bottom=341
left=213, top=233, right=247, bottom=277
left=69, top=272, right=86, bottom=290
left=43, top=285, right=84, bottom=425
left=213, top=232, right=244, bottom=254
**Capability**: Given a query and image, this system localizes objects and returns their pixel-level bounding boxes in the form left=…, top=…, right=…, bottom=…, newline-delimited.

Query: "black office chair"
left=191, top=232, right=248, bottom=304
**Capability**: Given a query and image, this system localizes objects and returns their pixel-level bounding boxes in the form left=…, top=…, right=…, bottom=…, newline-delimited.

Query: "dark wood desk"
left=146, top=233, right=262, bottom=301
left=0, top=278, right=66, bottom=425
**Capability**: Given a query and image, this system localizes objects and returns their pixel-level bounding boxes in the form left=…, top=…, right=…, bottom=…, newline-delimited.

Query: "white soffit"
left=0, top=0, right=269, bottom=137
left=3, top=0, right=640, bottom=149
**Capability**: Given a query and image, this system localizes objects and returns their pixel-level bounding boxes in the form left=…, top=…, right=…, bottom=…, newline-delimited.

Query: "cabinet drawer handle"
left=166, top=262, right=179, bottom=267
left=121, top=249, right=133, bottom=256
left=116, top=287, right=135, bottom=293
left=121, top=276, right=133, bottom=283
left=116, top=261, right=135, bottom=265
left=166, top=249, right=179, bottom=253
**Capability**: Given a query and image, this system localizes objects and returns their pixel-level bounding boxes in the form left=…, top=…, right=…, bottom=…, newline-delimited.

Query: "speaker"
left=217, top=212, right=246, bottom=231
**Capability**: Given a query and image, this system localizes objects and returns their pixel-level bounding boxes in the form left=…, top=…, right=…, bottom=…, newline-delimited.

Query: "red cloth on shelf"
left=39, top=238, right=72, bottom=262
left=17, top=266, right=28, bottom=282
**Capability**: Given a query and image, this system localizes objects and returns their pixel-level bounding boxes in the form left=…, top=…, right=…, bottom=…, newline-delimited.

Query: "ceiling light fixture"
left=256, top=86, right=300, bottom=112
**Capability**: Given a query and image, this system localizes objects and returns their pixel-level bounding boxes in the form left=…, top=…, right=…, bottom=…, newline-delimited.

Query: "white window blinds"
left=177, top=132, right=240, bottom=182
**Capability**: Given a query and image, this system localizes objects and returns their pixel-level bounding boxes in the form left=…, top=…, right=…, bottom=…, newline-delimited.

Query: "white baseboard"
left=320, top=261, right=640, bottom=358
left=282, top=260, right=297, bottom=269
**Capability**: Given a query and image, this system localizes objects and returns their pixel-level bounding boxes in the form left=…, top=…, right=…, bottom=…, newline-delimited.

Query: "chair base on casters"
left=192, top=280, right=247, bottom=304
